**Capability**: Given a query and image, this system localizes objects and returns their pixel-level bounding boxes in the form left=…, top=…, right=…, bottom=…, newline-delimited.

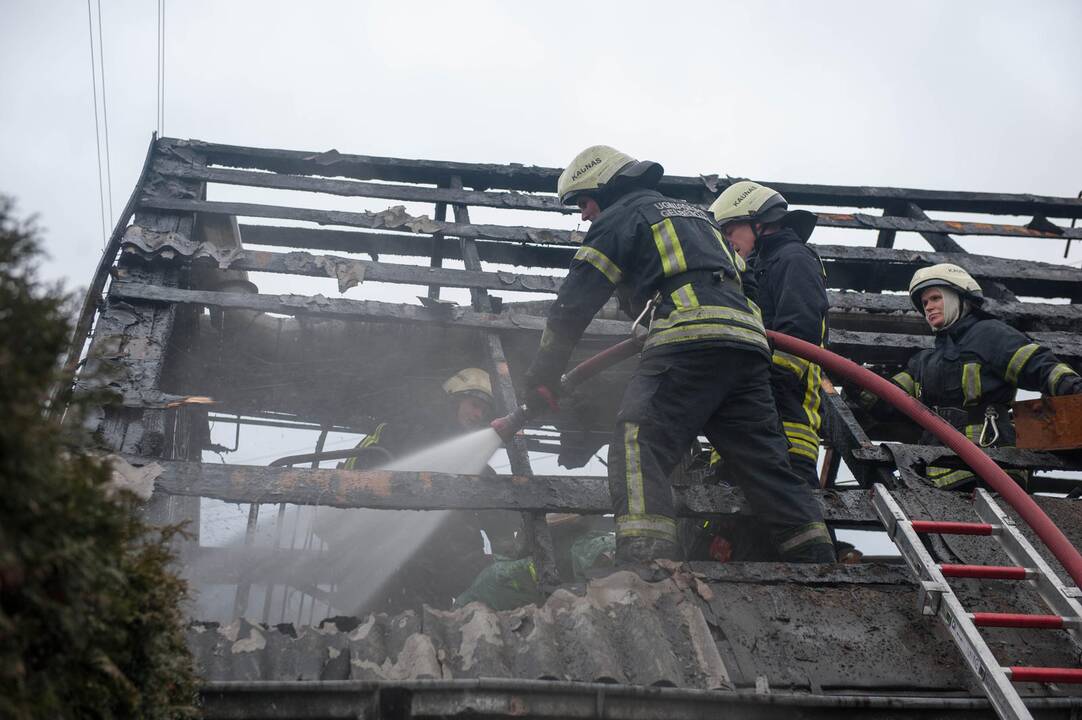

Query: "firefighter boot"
left=615, top=536, right=683, bottom=564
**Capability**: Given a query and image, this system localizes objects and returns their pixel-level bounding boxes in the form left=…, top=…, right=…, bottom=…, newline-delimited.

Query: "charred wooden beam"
left=853, top=444, right=1082, bottom=493
left=239, top=224, right=576, bottom=268
left=141, top=197, right=1081, bottom=251
left=157, top=160, right=573, bottom=215
left=155, top=161, right=1082, bottom=240
left=107, top=281, right=622, bottom=336
left=820, top=380, right=898, bottom=489
left=818, top=244, right=1082, bottom=300
left=818, top=211, right=1080, bottom=241
left=121, top=244, right=1082, bottom=333
left=174, top=138, right=1082, bottom=218
left=108, top=283, right=1082, bottom=368
left=58, top=136, right=158, bottom=413
left=139, top=197, right=583, bottom=246
left=219, top=248, right=562, bottom=295
left=145, top=458, right=877, bottom=524
left=235, top=225, right=1082, bottom=299
left=853, top=443, right=1080, bottom=471
left=827, top=292, right=1082, bottom=334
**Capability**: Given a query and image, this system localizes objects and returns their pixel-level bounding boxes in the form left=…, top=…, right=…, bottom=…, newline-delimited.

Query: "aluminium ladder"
left=873, top=484, right=1082, bottom=720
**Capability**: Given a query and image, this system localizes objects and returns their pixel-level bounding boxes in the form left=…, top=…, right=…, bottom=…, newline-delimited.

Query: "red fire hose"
left=768, top=330, right=1082, bottom=589
left=490, top=338, right=642, bottom=442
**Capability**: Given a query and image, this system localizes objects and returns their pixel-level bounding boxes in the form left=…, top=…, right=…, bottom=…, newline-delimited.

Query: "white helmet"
left=908, top=263, right=984, bottom=311
left=442, top=367, right=493, bottom=404
left=556, top=145, right=663, bottom=206
left=709, top=181, right=817, bottom=242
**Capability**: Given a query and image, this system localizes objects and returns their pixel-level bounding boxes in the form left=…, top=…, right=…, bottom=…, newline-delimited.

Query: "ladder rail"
left=973, top=488, right=1082, bottom=646
left=872, top=485, right=1034, bottom=720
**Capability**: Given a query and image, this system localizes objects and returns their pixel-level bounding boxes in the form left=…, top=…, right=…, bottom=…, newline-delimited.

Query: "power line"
left=156, top=0, right=161, bottom=134
left=95, top=0, right=114, bottom=225
left=86, top=0, right=107, bottom=247
left=157, top=0, right=166, bottom=136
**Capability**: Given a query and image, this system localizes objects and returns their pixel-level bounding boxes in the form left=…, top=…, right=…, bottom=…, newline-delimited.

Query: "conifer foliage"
left=0, top=197, right=198, bottom=718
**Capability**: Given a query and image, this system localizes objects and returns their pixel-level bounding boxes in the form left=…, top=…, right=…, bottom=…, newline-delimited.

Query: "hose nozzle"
left=490, top=405, right=529, bottom=442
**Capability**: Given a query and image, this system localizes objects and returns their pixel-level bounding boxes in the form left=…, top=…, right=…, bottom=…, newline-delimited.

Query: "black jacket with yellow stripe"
left=862, top=311, right=1082, bottom=488
left=526, top=189, right=768, bottom=389
left=747, top=229, right=829, bottom=465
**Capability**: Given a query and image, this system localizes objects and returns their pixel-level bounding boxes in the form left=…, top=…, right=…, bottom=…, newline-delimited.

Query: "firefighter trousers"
left=608, top=345, right=834, bottom=562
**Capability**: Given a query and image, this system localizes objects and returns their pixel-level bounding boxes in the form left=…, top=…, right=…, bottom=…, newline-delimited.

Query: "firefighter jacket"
left=748, top=228, right=829, bottom=465
left=862, top=311, right=1082, bottom=488
left=526, top=189, right=767, bottom=389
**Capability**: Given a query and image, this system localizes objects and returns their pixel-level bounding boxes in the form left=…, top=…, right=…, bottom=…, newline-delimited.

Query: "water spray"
left=490, top=337, right=642, bottom=442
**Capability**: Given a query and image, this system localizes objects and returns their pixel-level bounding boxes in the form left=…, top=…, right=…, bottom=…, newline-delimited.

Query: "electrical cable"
left=95, top=0, right=114, bottom=224
left=156, top=0, right=161, bottom=134
left=86, top=0, right=107, bottom=247
left=160, top=0, right=166, bottom=135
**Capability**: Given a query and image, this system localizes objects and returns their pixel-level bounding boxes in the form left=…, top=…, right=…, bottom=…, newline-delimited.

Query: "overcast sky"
left=3, top=0, right=1082, bottom=292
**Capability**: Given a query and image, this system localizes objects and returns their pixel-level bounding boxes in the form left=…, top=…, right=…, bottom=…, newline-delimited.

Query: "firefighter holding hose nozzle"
left=522, top=145, right=835, bottom=565
left=860, top=263, right=1082, bottom=490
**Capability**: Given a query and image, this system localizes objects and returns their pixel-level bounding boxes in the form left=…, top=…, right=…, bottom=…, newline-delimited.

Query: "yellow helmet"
left=709, top=181, right=817, bottom=242
left=442, top=367, right=493, bottom=403
left=908, top=263, right=984, bottom=311
left=556, top=145, right=663, bottom=206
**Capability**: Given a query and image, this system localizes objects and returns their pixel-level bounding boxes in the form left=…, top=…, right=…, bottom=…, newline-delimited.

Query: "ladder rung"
left=910, top=520, right=996, bottom=535
left=972, top=612, right=1073, bottom=629
left=940, top=564, right=1032, bottom=580
left=1006, top=666, right=1082, bottom=683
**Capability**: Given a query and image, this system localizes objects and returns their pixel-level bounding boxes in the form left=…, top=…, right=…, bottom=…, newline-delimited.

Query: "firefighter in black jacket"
left=862, top=263, right=1082, bottom=489
left=523, top=145, right=834, bottom=564
left=710, top=182, right=828, bottom=488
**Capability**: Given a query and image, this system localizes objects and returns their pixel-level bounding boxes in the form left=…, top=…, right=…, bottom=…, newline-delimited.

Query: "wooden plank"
left=144, top=458, right=877, bottom=523
left=174, top=138, right=1082, bottom=218
left=239, top=224, right=575, bottom=269
left=157, top=160, right=573, bottom=214
left=817, top=244, right=1082, bottom=300
left=1014, top=395, right=1082, bottom=451
left=222, top=248, right=562, bottom=295
left=58, top=136, right=158, bottom=413
left=154, top=161, right=1082, bottom=239
left=141, top=197, right=1081, bottom=251
left=109, top=282, right=1082, bottom=368
left=852, top=443, right=1079, bottom=472
left=827, top=292, right=1082, bottom=334
left=140, top=196, right=583, bottom=246
left=234, top=224, right=1082, bottom=298
left=212, top=247, right=1082, bottom=332
left=818, top=210, right=1081, bottom=241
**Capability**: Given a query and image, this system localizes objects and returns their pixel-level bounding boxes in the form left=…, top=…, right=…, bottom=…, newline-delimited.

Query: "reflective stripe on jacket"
left=749, top=229, right=829, bottom=462
left=527, top=189, right=767, bottom=388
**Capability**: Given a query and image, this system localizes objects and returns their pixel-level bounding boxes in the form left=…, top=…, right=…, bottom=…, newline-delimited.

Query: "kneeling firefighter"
left=861, top=263, right=1082, bottom=490
left=522, top=145, right=835, bottom=564
left=710, top=181, right=828, bottom=489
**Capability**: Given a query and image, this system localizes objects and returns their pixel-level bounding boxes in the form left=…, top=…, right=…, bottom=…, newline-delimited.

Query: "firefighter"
left=710, top=181, right=828, bottom=488
left=333, top=368, right=518, bottom=613
left=861, top=263, right=1082, bottom=489
left=523, top=145, right=835, bottom=564
left=342, top=367, right=494, bottom=470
